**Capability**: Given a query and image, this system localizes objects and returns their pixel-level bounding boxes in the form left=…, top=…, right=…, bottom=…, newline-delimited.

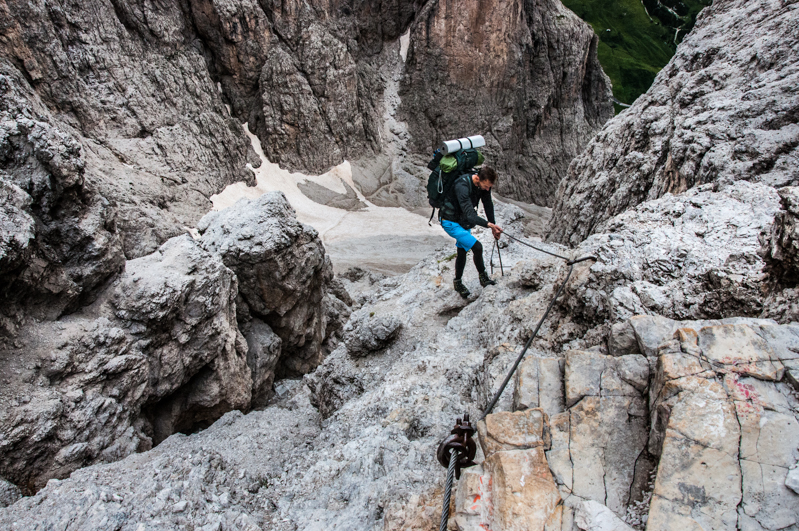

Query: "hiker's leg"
left=471, top=240, right=486, bottom=273
left=455, top=247, right=467, bottom=279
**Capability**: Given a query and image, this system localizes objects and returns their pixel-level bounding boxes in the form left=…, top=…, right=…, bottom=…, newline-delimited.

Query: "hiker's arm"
left=482, top=192, right=496, bottom=224
left=456, top=180, right=488, bottom=228
left=483, top=192, right=502, bottom=239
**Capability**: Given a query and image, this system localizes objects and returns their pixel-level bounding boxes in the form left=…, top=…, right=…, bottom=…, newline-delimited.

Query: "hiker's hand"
left=488, top=223, right=503, bottom=239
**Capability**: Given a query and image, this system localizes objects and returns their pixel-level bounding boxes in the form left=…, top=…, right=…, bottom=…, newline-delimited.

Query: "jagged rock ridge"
left=548, top=0, right=799, bottom=246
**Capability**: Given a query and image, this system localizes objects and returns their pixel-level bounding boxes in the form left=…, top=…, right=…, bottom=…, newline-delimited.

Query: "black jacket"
left=440, top=174, right=496, bottom=229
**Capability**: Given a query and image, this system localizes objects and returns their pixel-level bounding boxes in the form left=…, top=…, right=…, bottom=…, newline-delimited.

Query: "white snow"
left=210, top=124, right=447, bottom=272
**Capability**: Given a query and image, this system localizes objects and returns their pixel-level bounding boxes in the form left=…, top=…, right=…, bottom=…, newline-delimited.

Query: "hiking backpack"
left=426, top=147, right=484, bottom=224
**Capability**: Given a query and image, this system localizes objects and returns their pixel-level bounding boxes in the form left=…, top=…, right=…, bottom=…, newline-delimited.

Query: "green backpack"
left=426, top=148, right=484, bottom=224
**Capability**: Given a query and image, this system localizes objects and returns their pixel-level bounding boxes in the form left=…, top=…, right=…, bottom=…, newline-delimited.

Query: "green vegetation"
left=562, top=0, right=711, bottom=105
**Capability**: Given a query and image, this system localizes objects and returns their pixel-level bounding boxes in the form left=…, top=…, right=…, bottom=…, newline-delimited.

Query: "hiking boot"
left=453, top=279, right=471, bottom=299
left=479, top=271, right=496, bottom=287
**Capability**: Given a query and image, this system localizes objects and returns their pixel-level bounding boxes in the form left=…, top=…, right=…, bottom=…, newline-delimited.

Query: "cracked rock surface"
left=4, top=194, right=797, bottom=529
left=0, top=194, right=346, bottom=493
left=549, top=0, right=799, bottom=245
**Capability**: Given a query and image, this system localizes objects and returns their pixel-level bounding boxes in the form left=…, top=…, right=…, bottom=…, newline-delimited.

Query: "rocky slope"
left=0, top=0, right=603, bottom=494
left=548, top=0, right=799, bottom=246
left=400, top=0, right=613, bottom=206
left=1, top=186, right=797, bottom=529
left=0, top=192, right=348, bottom=493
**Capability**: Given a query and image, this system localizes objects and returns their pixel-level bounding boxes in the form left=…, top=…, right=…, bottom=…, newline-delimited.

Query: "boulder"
left=0, top=236, right=248, bottom=490
left=0, top=478, right=20, bottom=508
left=343, top=311, right=402, bottom=357
left=198, top=192, right=349, bottom=376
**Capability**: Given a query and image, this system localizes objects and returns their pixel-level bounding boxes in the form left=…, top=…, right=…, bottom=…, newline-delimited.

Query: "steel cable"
left=439, top=449, right=458, bottom=531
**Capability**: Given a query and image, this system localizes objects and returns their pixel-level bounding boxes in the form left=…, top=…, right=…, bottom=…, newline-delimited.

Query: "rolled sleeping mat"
left=441, top=135, right=485, bottom=155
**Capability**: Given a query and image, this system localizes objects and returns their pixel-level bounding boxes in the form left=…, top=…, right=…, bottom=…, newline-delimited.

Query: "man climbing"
left=440, top=166, right=502, bottom=298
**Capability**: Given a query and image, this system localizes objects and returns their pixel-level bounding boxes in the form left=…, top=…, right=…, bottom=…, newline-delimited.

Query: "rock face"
left=643, top=320, right=799, bottom=531
left=551, top=181, right=787, bottom=351
left=548, top=0, right=799, bottom=245
left=0, top=63, right=125, bottom=333
left=454, top=315, right=799, bottom=531
left=765, top=186, right=799, bottom=285
left=0, top=3, right=258, bottom=260
left=2, top=200, right=798, bottom=530
left=400, top=0, right=613, bottom=206
left=198, top=192, right=349, bottom=376
left=0, top=192, right=347, bottom=493
left=0, top=236, right=248, bottom=492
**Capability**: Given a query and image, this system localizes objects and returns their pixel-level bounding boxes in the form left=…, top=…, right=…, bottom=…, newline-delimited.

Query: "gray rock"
left=646, top=318, right=799, bottom=531
left=0, top=236, right=248, bottom=490
left=575, top=500, right=635, bottom=531
left=304, top=345, right=364, bottom=419
left=243, top=319, right=282, bottom=408
left=764, top=186, right=799, bottom=285
left=512, top=357, right=564, bottom=415
left=549, top=0, right=799, bottom=245
left=0, top=478, right=20, bottom=508
left=343, top=311, right=403, bottom=357
left=554, top=350, right=651, bottom=516
left=557, top=181, right=784, bottom=346
left=0, top=3, right=258, bottom=260
left=400, top=0, right=613, bottom=206
left=198, top=192, right=349, bottom=376
left=787, top=466, right=799, bottom=495
left=0, top=64, right=125, bottom=330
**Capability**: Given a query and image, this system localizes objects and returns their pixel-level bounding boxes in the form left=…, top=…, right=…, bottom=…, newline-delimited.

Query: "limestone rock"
left=0, top=235, right=248, bottom=490
left=0, top=478, right=20, bottom=508
left=0, top=64, right=124, bottom=330
left=0, top=2, right=258, bottom=260
left=698, top=324, right=784, bottom=381
left=552, top=350, right=651, bottom=517
left=343, top=311, right=403, bottom=357
left=787, top=466, right=799, bottom=495
left=243, top=318, right=282, bottom=408
left=549, top=0, right=799, bottom=245
left=560, top=181, right=784, bottom=333
left=646, top=318, right=799, bottom=531
left=452, top=464, right=493, bottom=531
left=485, top=447, right=562, bottom=531
left=400, top=0, right=613, bottom=206
left=477, top=409, right=550, bottom=458
left=764, top=186, right=799, bottom=285
left=198, top=192, right=349, bottom=376
left=647, top=376, right=742, bottom=531
left=304, top=345, right=365, bottom=419
left=513, top=357, right=564, bottom=415
left=575, top=500, right=634, bottom=531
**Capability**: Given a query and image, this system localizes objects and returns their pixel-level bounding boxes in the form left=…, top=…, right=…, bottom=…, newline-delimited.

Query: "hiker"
left=439, top=166, right=502, bottom=298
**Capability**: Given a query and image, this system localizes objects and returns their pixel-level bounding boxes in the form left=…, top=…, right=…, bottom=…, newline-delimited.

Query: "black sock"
left=472, top=240, right=486, bottom=274
left=455, top=247, right=467, bottom=280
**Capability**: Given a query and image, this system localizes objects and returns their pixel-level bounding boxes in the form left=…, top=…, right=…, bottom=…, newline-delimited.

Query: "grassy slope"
left=562, top=0, right=711, bottom=105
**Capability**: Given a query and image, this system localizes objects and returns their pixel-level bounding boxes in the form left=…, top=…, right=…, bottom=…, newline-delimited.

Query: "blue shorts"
left=441, top=220, right=477, bottom=250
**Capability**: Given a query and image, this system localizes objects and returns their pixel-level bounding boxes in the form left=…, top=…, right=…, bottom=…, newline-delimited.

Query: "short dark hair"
left=478, top=166, right=497, bottom=184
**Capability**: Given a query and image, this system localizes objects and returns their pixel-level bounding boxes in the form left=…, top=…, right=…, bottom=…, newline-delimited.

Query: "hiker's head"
left=473, top=166, right=497, bottom=191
